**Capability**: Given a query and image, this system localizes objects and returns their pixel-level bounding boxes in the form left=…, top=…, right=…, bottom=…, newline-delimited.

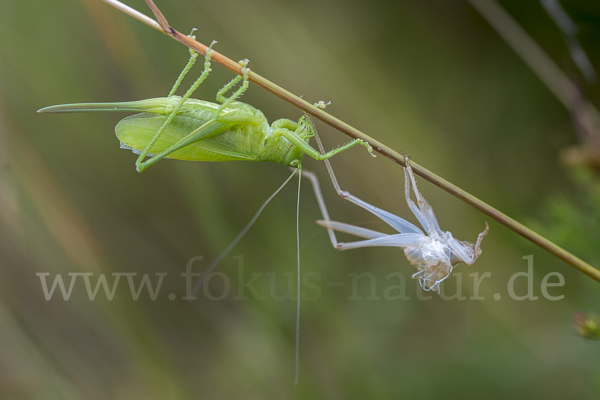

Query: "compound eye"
left=290, top=160, right=300, bottom=167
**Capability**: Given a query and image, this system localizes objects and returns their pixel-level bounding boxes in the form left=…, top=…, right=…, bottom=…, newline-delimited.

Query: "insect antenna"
left=294, top=166, right=302, bottom=386
left=191, top=170, right=298, bottom=296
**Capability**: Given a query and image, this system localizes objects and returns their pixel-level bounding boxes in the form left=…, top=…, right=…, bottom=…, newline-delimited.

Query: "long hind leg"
left=306, top=115, right=423, bottom=240
left=303, top=170, right=424, bottom=250
left=136, top=39, right=218, bottom=172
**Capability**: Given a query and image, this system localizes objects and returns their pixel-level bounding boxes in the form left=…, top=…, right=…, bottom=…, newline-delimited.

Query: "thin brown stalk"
left=101, top=0, right=600, bottom=284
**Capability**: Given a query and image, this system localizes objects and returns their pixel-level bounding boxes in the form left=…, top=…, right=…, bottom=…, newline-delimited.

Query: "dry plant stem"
left=101, top=0, right=600, bottom=284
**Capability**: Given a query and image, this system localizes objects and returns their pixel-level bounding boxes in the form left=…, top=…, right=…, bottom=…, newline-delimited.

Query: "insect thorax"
left=403, top=233, right=479, bottom=290
left=404, top=233, right=476, bottom=267
left=248, top=124, right=304, bottom=167
left=404, top=236, right=452, bottom=267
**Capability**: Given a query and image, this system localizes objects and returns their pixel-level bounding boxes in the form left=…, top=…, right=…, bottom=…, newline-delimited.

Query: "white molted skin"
left=316, top=156, right=489, bottom=293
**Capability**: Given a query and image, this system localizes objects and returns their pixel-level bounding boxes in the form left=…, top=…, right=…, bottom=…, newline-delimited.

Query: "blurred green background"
left=1, top=0, right=599, bottom=398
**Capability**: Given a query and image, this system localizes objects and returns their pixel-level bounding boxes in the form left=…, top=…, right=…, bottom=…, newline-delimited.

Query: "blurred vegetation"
left=0, top=0, right=600, bottom=398
left=535, top=167, right=600, bottom=270
left=575, top=313, right=600, bottom=340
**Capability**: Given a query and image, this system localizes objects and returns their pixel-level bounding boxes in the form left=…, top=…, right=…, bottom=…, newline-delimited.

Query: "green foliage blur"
left=0, top=0, right=599, bottom=398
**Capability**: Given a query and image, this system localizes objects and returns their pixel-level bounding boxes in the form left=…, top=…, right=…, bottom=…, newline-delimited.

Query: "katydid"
left=37, top=40, right=373, bottom=172
left=38, top=38, right=374, bottom=384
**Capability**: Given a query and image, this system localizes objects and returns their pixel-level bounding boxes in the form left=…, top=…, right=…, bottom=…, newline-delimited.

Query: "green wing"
left=116, top=113, right=258, bottom=162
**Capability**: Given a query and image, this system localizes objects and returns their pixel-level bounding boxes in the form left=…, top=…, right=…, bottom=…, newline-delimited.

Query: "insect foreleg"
left=312, top=139, right=374, bottom=161
left=271, top=118, right=299, bottom=131
left=278, top=129, right=373, bottom=162
left=474, top=222, right=490, bottom=257
left=136, top=41, right=218, bottom=172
